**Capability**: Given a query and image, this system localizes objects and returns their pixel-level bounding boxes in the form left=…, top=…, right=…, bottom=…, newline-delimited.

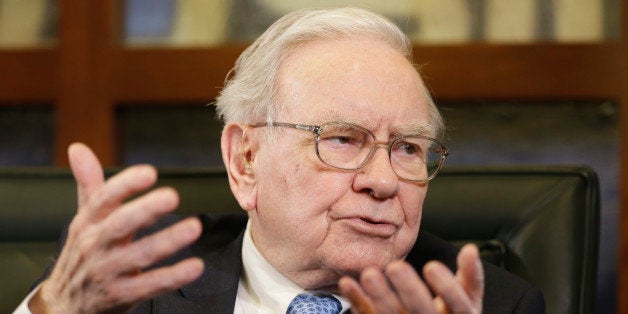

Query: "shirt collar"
left=240, top=220, right=350, bottom=312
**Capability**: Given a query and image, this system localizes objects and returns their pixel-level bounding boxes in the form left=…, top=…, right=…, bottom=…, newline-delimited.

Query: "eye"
left=392, top=139, right=425, bottom=161
left=318, top=125, right=368, bottom=149
left=329, top=136, right=352, bottom=145
left=321, top=134, right=361, bottom=149
left=398, top=142, right=420, bottom=155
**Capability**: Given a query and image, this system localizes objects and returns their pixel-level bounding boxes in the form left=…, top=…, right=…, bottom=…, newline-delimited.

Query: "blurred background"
left=0, top=0, right=625, bottom=313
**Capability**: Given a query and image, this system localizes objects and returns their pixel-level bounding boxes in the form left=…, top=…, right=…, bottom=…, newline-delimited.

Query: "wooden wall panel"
left=54, top=0, right=120, bottom=166
left=0, top=50, right=56, bottom=102
left=0, top=2, right=625, bottom=311
left=413, top=44, right=622, bottom=100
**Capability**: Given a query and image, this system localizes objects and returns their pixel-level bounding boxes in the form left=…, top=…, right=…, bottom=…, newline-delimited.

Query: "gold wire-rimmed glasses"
left=249, top=121, right=449, bottom=182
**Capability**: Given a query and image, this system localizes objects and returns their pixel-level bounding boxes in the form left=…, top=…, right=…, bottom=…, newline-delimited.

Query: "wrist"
left=28, top=287, right=49, bottom=314
left=29, top=281, right=64, bottom=314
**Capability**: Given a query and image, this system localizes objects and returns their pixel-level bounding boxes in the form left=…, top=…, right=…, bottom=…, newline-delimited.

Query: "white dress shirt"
left=234, top=221, right=350, bottom=313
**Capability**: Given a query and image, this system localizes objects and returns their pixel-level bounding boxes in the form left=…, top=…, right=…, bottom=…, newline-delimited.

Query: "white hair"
left=214, top=7, right=444, bottom=138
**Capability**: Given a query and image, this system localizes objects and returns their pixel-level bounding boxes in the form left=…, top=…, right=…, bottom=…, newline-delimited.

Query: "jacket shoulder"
left=407, top=231, right=545, bottom=313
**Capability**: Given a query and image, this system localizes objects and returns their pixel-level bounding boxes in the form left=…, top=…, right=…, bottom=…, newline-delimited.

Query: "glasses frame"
left=249, top=121, right=449, bottom=183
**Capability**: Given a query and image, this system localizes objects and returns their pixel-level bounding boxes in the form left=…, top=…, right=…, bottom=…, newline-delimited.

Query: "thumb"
left=68, top=143, right=105, bottom=209
left=456, top=244, right=484, bottom=308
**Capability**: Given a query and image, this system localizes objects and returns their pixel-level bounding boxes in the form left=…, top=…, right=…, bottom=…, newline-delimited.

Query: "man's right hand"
left=28, top=143, right=204, bottom=313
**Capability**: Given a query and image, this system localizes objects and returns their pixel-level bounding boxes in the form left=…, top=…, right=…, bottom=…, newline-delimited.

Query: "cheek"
left=257, top=145, right=352, bottom=218
left=256, top=163, right=355, bottom=254
left=400, top=184, right=427, bottom=229
left=392, top=185, right=426, bottom=258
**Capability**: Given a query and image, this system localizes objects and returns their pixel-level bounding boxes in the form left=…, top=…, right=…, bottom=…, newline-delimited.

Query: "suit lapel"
left=149, top=214, right=248, bottom=314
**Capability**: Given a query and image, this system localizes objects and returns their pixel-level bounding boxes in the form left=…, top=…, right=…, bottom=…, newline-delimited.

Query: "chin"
left=324, top=245, right=395, bottom=277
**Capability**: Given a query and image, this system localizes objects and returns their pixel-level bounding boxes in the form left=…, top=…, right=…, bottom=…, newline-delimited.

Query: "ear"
left=221, top=123, right=258, bottom=211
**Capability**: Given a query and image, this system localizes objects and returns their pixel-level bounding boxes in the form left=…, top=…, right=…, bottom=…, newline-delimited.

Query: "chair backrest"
left=423, top=166, right=599, bottom=314
left=0, top=165, right=599, bottom=313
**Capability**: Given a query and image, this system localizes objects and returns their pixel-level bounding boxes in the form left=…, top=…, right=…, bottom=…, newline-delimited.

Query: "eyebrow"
left=391, top=122, right=433, bottom=136
left=320, top=108, right=434, bottom=136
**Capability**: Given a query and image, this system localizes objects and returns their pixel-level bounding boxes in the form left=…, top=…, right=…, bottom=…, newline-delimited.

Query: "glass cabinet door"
left=0, top=0, right=57, bottom=48
left=122, top=0, right=619, bottom=46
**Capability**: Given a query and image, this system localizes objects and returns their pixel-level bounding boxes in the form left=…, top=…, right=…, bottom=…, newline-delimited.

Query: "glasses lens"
left=316, top=123, right=373, bottom=169
left=391, top=137, right=444, bottom=181
left=315, top=123, right=446, bottom=181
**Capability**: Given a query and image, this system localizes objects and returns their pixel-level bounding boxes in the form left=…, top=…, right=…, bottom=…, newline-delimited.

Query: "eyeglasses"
left=249, top=121, right=449, bottom=182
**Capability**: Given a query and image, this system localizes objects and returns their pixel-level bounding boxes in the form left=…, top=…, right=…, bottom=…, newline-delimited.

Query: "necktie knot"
left=287, top=292, right=342, bottom=314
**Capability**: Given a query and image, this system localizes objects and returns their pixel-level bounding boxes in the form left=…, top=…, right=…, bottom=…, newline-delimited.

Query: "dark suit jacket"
left=40, top=213, right=545, bottom=313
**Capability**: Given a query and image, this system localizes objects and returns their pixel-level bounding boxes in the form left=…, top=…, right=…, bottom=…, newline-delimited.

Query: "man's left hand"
left=339, top=244, right=484, bottom=314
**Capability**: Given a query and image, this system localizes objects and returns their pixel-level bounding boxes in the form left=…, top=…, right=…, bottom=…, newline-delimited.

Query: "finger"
left=456, top=244, right=484, bottom=308
left=98, top=186, right=179, bottom=245
left=58, top=177, right=170, bottom=286
left=49, top=218, right=203, bottom=312
left=359, top=267, right=405, bottom=313
left=99, top=257, right=204, bottom=309
left=68, top=143, right=105, bottom=208
left=385, top=260, right=438, bottom=313
left=86, top=164, right=158, bottom=222
left=339, top=276, right=376, bottom=314
left=433, top=297, right=448, bottom=314
left=102, top=217, right=202, bottom=275
left=423, top=261, right=475, bottom=313
left=62, top=164, right=159, bottom=281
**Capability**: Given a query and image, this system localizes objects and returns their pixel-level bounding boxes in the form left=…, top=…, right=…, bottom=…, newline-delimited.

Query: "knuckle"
left=440, top=280, right=459, bottom=296
left=106, top=214, right=129, bottom=236
left=95, top=287, right=130, bottom=312
left=132, top=239, right=157, bottom=265
left=89, top=187, right=113, bottom=211
left=101, top=286, right=122, bottom=303
left=138, top=245, right=155, bottom=262
left=76, top=232, right=99, bottom=256
left=67, top=217, right=85, bottom=236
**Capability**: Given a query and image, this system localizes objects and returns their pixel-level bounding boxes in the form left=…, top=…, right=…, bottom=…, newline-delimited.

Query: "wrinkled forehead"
left=275, top=38, right=432, bottom=135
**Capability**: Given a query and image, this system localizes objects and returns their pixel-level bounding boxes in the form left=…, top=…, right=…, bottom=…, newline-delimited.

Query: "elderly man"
left=17, top=7, right=543, bottom=314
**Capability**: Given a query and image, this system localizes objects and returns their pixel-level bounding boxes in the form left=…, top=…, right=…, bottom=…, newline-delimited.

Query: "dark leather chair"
left=0, top=165, right=599, bottom=313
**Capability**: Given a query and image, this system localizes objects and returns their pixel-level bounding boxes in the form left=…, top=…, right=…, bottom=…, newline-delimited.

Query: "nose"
left=352, top=144, right=399, bottom=199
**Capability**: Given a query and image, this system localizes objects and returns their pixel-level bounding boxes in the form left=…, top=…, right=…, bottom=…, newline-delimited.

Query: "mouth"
left=342, top=216, right=398, bottom=238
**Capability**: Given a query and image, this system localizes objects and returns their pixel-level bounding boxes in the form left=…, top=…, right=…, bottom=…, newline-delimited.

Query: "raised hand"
left=339, top=244, right=484, bottom=314
left=28, top=143, right=204, bottom=313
